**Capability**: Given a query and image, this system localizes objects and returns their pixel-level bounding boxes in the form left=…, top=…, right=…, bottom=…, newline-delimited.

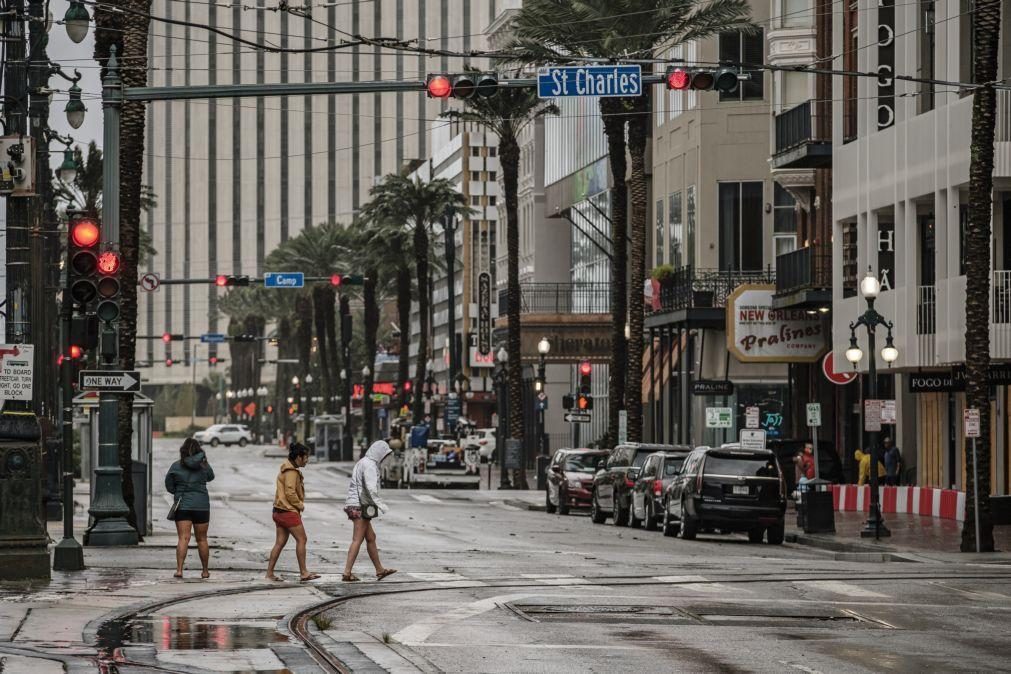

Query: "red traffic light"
left=579, top=360, right=592, bottom=376
left=96, top=250, right=120, bottom=275
left=69, top=345, right=83, bottom=359
left=215, top=275, right=228, bottom=287
left=71, top=219, right=100, bottom=248
left=577, top=394, right=591, bottom=410
left=426, top=74, right=452, bottom=98
left=330, top=273, right=342, bottom=287
left=666, top=68, right=690, bottom=90
left=165, top=358, right=173, bottom=367
left=209, top=356, right=218, bottom=366
left=404, top=380, right=412, bottom=392
left=162, top=332, right=171, bottom=343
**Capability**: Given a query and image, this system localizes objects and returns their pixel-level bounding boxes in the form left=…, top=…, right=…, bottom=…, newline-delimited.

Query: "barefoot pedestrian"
left=165, top=438, right=215, bottom=579
left=342, top=440, right=397, bottom=582
left=266, top=443, right=320, bottom=582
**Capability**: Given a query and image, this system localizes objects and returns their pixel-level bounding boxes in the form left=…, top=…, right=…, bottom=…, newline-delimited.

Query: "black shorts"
left=174, top=509, right=210, bottom=524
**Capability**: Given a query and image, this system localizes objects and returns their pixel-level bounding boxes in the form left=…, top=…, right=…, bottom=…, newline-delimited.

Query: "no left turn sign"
left=139, top=272, right=160, bottom=292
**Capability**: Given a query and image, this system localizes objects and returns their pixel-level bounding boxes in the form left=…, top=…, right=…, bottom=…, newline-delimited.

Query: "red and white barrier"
left=830, top=485, right=965, bottom=522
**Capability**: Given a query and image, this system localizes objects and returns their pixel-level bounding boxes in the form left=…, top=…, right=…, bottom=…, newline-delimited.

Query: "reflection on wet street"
left=124, top=617, right=291, bottom=651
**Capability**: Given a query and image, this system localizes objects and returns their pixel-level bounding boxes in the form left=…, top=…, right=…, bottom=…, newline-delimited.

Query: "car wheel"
left=644, top=500, right=658, bottom=531
left=210, top=438, right=220, bottom=447
left=590, top=490, right=607, bottom=524
left=629, top=499, right=642, bottom=528
left=238, top=438, right=248, bottom=447
left=545, top=488, right=557, bottom=514
left=680, top=499, right=698, bottom=540
left=662, top=499, right=678, bottom=538
left=767, top=519, right=785, bottom=545
left=613, top=495, right=629, bottom=527
left=747, top=527, right=764, bottom=543
left=558, top=488, right=570, bottom=516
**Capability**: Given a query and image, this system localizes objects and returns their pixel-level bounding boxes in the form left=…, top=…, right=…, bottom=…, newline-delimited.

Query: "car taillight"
left=625, top=477, right=635, bottom=488
left=696, top=469, right=704, bottom=493
left=478, top=440, right=487, bottom=445
left=653, top=479, right=663, bottom=496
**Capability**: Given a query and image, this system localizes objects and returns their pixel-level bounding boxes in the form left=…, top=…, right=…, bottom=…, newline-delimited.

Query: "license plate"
left=733, top=485, right=749, bottom=495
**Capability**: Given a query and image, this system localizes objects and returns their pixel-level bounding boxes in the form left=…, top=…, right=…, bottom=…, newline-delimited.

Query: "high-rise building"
left=139, top=0, right=500, bottom=384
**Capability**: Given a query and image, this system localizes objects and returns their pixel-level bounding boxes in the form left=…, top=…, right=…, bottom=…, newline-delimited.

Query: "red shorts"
left=272, top=508, right=302, bottom=529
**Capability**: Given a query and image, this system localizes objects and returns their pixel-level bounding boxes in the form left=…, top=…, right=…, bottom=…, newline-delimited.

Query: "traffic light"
left=231, top=334, right=258, bottom=343
left=214, top=274, right=250, bottom=287
left=165, top=357, right=173, bottom=367
left=68, top=344, right=83, bottom=360
left=562, top=393, right=575, bottom=409
left=208, top=356, right=218, bottom=366
left=578, top=360, right=592, bottom=394
left=340, top=295, right=352, bottom=345
left=162, top=332, right=184, bottom=343
left=665, top=66, right=739, bottom=93
left=70, top=314, right=98, bottom=350
left=426, top=72, right=498, bottom=99
left=68, top=213, right=101, bottom=306
left=576, top=393, right=593, bottom=410
left=330, top=273, right=365, bottom=287
left=95, top=249, right=122, bottom=323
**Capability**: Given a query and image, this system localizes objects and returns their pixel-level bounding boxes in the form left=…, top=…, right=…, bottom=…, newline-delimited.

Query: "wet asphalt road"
left=136, top=439, right=1011, bottom=673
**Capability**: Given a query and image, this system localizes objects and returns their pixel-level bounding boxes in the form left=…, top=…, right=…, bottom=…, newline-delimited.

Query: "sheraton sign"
left=726, top=284, right=828, bottom=363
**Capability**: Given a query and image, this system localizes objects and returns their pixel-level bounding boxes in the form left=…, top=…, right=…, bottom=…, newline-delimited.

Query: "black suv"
left=662, top=446, right=787, bottom=544
left=589, top=443, right=677, bottom=526
left=630, top=448, right=692, bottom=530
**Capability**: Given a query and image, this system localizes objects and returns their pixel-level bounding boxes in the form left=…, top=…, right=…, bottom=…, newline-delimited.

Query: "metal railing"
left=656, top=266, right=775, bottom=312
left=775, top=247, right=831, bottom=294
left=775, top=100, right=828, bottom=154
left=917, top=285, right=936, bottom=366
left=997, top=90, right=1011, bottom=142
left=499, top=282, right=611, bottom=314
left=993, top=271, right=1011, bottom=324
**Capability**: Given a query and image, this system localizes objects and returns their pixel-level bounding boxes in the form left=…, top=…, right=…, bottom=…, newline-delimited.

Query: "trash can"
left=801, top=479, right=835, bottom=534
left=536, top=455, right=551, bottom=491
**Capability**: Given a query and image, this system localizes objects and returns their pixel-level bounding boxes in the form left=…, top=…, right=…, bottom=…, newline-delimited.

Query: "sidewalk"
left=787, top=508, right=1011, bottom=559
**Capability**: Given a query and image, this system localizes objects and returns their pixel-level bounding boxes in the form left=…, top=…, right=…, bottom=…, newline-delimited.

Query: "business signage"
left=693, top=380, right=734, bottom=396
left=478, top=272, right=492, bottom=355
left=908, top=363, right=1011, bottom=393
left=726, top=285, right=828, bottom=363
left=470, top=345, right=495, bottom=369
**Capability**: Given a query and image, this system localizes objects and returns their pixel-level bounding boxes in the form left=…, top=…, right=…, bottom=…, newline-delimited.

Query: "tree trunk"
left=311, top=285, right=335, bottom=415
left=625, top=95, right=650, bottom=443
left=600, top=97, right=629, bottom=446
left=501, top=137, right=527, bottom=488
left=961, top=0, right=1001, bottom=553
left=413, top=219, right=430, bottom=423
left=363, top=271, right=380, bottom=444
left=396, top=263, right=412, bottom=409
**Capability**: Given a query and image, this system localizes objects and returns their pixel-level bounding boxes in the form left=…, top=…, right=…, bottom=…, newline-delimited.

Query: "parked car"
left=462, top=428, right=497, bottom=461
left=193, top=424, right=252, bottom=447
left=662, top=446, right=787, bottom=544
left=545, top=448, right=609, bottom=515
left=589, top=443, right=678, bottom=526
left=767, top=438, right=844, bottom=496
left=629, top=447, right=692, bottom=530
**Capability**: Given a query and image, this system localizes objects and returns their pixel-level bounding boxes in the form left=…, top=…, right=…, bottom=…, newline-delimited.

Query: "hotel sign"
left=726, top=285, right=828, bottom=363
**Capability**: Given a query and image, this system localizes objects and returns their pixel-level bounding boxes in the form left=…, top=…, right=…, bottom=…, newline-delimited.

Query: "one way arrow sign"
left=79, top=371, right=141, bottom=392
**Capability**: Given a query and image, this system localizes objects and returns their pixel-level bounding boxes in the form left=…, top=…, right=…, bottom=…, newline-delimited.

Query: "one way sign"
left=79, top=371, right=141, bottom=392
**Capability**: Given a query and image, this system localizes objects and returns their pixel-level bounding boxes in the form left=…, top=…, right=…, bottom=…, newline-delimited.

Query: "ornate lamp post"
left=304, top=374, right=314, bottom=443
left=495, top=347, right=511, bottom=489
left=845, top=268, right=899, bottom=539
left=536, top=337, right=550, bottom=457
left=291, top=376, right=301, bottom=442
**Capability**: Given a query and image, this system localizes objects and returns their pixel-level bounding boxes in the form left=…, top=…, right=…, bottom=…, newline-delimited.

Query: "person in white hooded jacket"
left=342, top=440, right=397, bottom=582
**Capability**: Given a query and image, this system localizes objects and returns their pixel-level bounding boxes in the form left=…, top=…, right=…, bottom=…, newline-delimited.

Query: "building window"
left=669, top=192, right=683, bottom=267
left=719, top=30, right=764, bottom=101
left=718, top=181, right=764, bottom=271
left=843, top=0, right=858, bottom=142
left=471, top=195, right=482, bottom=206
left=488, top=147, right=497, bottom=157
left=489, top=196, right=497, bottom=206
left=488, top=171, right=497, bottom=181
left=655, top=199, right=665, bottom=266
left=773, top=184, right=797, bottom=239
left=686, top=186, right=696, bottom=268
left=781, top=0, right=812, bottom=27
left=842, top=220, right=858, bottom=297
left=471, top=146, right=482, bottom=157
left=918, top=0, right=936, bottom=113
left=470, top=171, right=481, bottom=181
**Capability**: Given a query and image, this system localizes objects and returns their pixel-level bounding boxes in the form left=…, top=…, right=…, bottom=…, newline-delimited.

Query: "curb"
left=505, top=499, right=545, bottom=512
left=786, top=531, right=914, bottom=558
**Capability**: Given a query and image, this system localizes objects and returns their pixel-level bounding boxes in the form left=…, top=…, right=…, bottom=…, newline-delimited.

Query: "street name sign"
left=705, top=407, right=733, bottom=429
left=538, top=65, right=642, bottom=98
left=201, top=333, right=227, bottom=344
left=739, top=429, right=767, bottom=450
left=264, top=272, right=305, bottom=289
left=806, top=403, right=822, bottom=427
left=745, top=406, right=760, bottom=429
left=79, top=370, right=141, bottom=392
left=565, top=412, right=592, bottom=424
left=0, top=344, right=33, bottom=401
left=964, top=408, right=981, bottom=438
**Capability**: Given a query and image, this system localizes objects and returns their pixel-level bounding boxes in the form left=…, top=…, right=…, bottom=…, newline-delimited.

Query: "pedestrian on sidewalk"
left=342, top=440, right=397, bottom=582
left=797, top=444, right=816, bottom=485
left=165, top=438, right=215, bottom=579
left=265, top=443, right=320, bottom=582
left=883, top=437, right=903, bottom=486
left=854, top=448, right=887, bottom=486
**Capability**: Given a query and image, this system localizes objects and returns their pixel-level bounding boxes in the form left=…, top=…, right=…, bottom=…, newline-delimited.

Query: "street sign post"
left=964, top=408, right=981, bottom=553
left=807, top=402, right=822, bottom=477
left=79, top=370, right=141, bottom=392
left=705, top=407, right=733, bottom=429
left=263, top=272, right=305, bottom=289
left=537, top=65, right=643, bottom=98
left=739, top=429, right=767, bottom=450
left=138, top=272, right=160, bottom=292
left=881, top=400, right=897, bottom=424
left=200, top=333, right=227, bottom=344
left=864, top=399, right=882, bottom=432
left=0, top=344, right=33, bottom=401
left=822, top=351, right=857, bottom=385
left=745, top=406, right=760, bottom=429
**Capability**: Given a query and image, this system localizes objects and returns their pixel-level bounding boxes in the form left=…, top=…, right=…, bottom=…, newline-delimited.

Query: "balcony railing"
left=775, top=247, right=831, bottom=295
left=499, top=282, right=611, bottom=314
left=656, top=266, right=775, bottom=313
left=917, top=285, right=936, bottom=366
left=772, top=100, right=832, bottom=169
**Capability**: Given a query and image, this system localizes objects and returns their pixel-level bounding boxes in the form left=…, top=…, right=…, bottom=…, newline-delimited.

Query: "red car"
left=545, top=448, right=609, bottom=515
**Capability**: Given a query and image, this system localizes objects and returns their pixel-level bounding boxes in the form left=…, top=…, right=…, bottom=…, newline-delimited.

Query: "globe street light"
left=535, top=338, right=550, bottom=478
left=495, top=346, right=511, bottom=489
left=847, top=266, right=897, bottom=539
left=57, top=148, right=78, bottom=183
left=64, top=83, right=86, bottom=129
left=63, top=1, right=90, bottom=43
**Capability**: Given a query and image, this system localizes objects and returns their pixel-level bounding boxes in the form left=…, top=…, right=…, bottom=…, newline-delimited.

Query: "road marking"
left=780, top=661, right=823, bottom=674
left=411, top=494, right=443, bottom=504
left=801, top=581, right=889, bottom=598
left=521, top=574, right=590, bottom=586
left=407, top=572, right=487, bottom=588
left=489, top=501, right=521, bottom=511
left=408, top=572, right=468, bottom=581
left=653, top=575, right=751, bottom=594
left=393, top=593, right=535, bottom=645
left=929, top=581, right=1011, bottom=601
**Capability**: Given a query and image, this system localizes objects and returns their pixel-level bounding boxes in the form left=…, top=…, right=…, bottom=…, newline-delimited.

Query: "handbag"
left=360, top=480, right=379, bottom=520
left=166, top=495, right=181, bottom=521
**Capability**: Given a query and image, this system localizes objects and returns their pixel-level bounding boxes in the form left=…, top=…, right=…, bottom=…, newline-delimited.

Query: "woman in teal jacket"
left=165, top=438, right=215, bottom=578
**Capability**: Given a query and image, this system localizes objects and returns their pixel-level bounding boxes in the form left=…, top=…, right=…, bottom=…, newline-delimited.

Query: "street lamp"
left=57, top=148, right=78, bottom=183
left=63, top=1, right=90, bottom=43
left=495, top=346, right=511, bottom=489
left=847, top=267, right=897, bottom=539
left=64, top=83, right=86, bottom=129
left=303, top=374, right=313, bottom=442
left=534, top=338, right=551, bottom=488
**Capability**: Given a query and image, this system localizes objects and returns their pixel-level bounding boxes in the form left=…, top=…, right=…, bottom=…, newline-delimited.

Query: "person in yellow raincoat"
left=854, top=448, right=887, bottom=485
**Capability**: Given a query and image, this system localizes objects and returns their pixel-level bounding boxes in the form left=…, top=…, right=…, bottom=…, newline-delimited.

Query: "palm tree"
left=961, top=0, right=1001, bottom=553
left=443, top=77, right=558, bottom=488
left=362, top=175, right=472, bottom=423
left=509, top=0, right=754, bottom=442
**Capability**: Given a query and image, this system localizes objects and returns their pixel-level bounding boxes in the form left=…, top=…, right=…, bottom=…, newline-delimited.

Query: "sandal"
left=173, top=572, right=183, bottom=579
left=376, top=568, right=398, bottom=581
left=201, top=571, right=210, bottom=579
left=265, top=574, right=284, bottom=582
left=342, top=573, right=360, bottom=582
left=300, top=573, right=321, bottom=583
